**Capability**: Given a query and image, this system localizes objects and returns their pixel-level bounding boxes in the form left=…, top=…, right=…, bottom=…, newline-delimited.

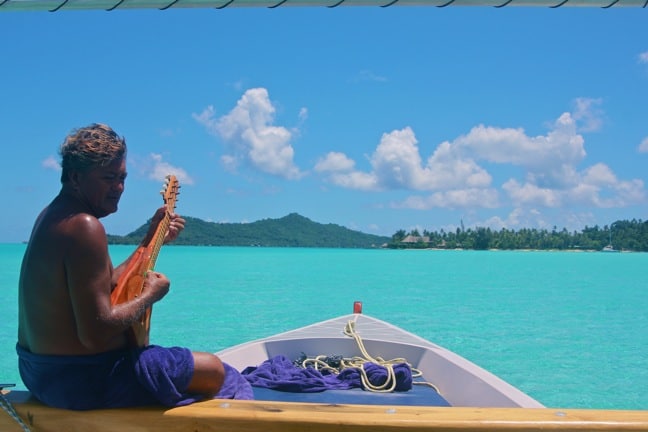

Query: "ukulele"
left=110, top=174, right=180, bottom=347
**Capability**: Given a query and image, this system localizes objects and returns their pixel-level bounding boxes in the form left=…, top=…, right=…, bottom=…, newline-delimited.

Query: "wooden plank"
left=3, top=391, right=648, bottom=432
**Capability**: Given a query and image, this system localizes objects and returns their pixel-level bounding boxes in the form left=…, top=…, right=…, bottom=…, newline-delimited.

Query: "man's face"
left=76, top=158, right=127, bottom=218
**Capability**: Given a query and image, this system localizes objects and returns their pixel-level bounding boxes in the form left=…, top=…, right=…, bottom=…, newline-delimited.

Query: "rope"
left=296, top=316, right=441, bottom=394
left=0, top=387, right=31, bottom=432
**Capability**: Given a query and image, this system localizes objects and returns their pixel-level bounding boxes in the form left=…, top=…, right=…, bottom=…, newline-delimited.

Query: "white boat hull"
left=217, top=313, right=543, bottom=408
left=4, top=312, right=648, bottom=431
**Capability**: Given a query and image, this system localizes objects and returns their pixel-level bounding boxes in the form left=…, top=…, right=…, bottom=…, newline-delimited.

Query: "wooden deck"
left=3, top=390, right=648, bottom=432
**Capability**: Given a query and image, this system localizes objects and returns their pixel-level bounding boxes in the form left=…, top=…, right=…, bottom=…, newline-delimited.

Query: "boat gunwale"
left=5, top=313, right=647, bottom=431
left=4, top=391, right=648, bottom=432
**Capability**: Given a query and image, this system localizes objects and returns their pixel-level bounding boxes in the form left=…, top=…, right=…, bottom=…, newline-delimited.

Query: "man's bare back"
left=19, top=194, right=125, bottom=355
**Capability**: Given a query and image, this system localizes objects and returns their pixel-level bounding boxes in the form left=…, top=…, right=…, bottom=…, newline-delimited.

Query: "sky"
left=1, top=5, right=647, bottom=243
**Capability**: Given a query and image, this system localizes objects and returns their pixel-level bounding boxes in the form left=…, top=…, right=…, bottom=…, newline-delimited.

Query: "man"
left=17, top=123, right=251, bottom=410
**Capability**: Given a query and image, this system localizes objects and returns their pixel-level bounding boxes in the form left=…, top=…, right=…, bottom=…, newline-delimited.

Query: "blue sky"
left=1, top=6, right=647, bottom=243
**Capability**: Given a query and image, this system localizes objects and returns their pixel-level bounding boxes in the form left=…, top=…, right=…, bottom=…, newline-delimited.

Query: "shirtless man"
left=17, top=124, right=249, bottom=410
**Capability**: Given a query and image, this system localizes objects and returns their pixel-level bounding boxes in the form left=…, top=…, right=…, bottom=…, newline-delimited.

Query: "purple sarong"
left=17, top=343, right=252, bottom=410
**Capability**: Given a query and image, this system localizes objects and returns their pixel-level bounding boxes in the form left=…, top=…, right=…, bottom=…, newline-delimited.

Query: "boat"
left=2, top=1, right=645, bottom=430
left=602, top=229, right=620, bottom=252
left=3, top=305, right=648, bottom=431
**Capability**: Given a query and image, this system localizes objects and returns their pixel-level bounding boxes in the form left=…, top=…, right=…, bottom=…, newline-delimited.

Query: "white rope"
left=0, top=387, right=31, bottom=432
left=298, top=316, right=441, bottom=394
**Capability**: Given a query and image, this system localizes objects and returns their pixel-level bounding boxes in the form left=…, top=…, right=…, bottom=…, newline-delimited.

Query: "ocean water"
left=1, top=243, right=647, bottom=410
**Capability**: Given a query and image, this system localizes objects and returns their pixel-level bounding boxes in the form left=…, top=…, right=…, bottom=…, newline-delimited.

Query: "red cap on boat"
left=353, top=301, right=363, bottom=314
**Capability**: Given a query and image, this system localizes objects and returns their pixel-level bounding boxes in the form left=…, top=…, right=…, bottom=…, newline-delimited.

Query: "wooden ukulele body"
left=109, top=175, right=179, bottom=348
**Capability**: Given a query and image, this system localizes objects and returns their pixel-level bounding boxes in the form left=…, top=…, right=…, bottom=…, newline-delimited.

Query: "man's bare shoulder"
left=42, top=196, right=105, bottom=235
left=57, top=215, right=109, bottom=260
left=32, top=203, right=108, bottom=255
left=62, top=212, right=107, bottom=238
left=35, top=207, right=113, bottom=287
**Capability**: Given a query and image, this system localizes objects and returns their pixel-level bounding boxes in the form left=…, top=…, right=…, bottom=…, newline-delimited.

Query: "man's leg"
left=187, top=352, right=225, bottom=397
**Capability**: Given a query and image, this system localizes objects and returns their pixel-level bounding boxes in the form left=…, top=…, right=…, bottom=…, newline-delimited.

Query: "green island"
left=390, top=219, right=648, bottom=252
left=107, top=213, right=389, bottom=248
left=107, top=214, right=648, bottom=252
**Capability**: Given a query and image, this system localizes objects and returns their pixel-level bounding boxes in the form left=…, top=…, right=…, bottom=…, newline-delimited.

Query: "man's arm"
left=65, top=214, right=169, bottom=351
left=112, top=207, right=185, bottom=283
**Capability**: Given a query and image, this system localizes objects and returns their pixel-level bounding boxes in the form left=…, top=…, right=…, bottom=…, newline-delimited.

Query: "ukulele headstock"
left=161, top=175, right=180, bottom=212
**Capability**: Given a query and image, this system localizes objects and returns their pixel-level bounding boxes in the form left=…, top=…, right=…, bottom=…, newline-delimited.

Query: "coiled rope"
left=0, top=386, right=31, bottom=432
left=296, top=317, right=441, bottom=394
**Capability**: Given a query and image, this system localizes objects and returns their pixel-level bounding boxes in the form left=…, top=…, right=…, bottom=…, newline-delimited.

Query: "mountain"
left=107, top=213, right=390, bottom=248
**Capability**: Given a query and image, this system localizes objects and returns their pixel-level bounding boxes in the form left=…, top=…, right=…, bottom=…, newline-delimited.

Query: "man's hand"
left=165, top=212, right=185, bottom=244
left=142, top=270, right=170, bottom=304
left=142, top=207, right=185, bottom=245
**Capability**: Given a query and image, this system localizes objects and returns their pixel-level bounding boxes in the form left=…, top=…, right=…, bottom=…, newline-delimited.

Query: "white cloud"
left=567, top=182, right=603, bottom=207
left=148, top=153, right=194, bottom=186
left=638, top=51, right=648, bottom=64
left=42, top=156, right=60, bottom=171
left=219, top=154, right=237, bottom=173
left=370, top=127, right=429, bottom=190
left=298, top=107, right=308, bottom=122
left=193, top=88, right=303, bottom=180
left=425, top=142, right=493, bottom=189
left=608, top=178, right=646, bottom=206
left=503, top=179, right=562, bottom=207
left=502, top=162, right=645, bottom=209
left=316, top=110, right=585, bottom=194
left=326, top=171, right=379, bottom=191
left=158, top=128, right=175, bottom=138
left=479, top=208, right=551, bottom=231
left=229, top=79, right=245, bottom=92
left=394, top=188, right=500, bottom=210
left=453, top=112, right=586, bottom=172
left=354, top=70, right=388, bottom=83
left=315, top=100, right=645, bottom=213
left=571, top=97, right=604, bottom=132
left=192, top=105, right=218, bottom=134
left=474, top=208, right=598, bottom=232
left=638, top=137, right=648, bottom=153
left=582, top=163, right=616, bottom=186
left=317, top=127, right=491, bottom=192
left=315, top=152, right=356, bottom=173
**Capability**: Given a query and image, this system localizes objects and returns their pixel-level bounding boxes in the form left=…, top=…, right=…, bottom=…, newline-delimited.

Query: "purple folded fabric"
left=17, top=343, right=162, bottom=410
left=242, top=355, right=354, bottom=392
left=133, top=345, right=202, bottom=406
left=241, top=355, right=412, bottom=393
left=362, top=361, right=412, bottom=391
left=134, top=346, right=254, bottom=404
left=17, top=342, right=253, bottom=410
left=215, top=363, right=254, bottom=400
